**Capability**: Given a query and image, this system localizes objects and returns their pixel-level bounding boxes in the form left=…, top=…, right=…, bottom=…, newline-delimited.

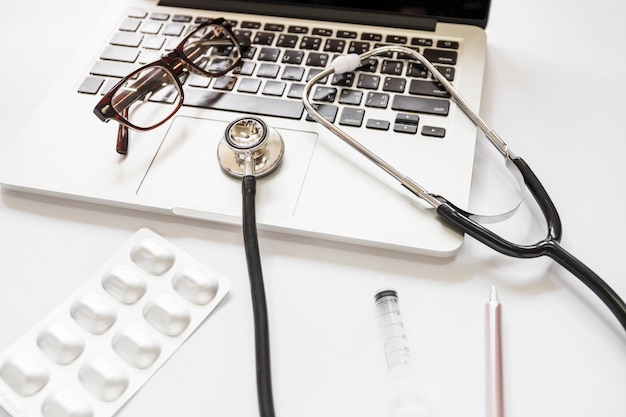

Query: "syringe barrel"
left=374, top=289, right=411, bottom=370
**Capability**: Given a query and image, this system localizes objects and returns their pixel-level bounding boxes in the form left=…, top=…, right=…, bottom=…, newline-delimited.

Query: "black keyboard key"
left=237, top=78, right=261, bottom=93
left=257, top=63, right=280, bottom=78
left=264, top=23, right=285, bottom=31
left=382, top=77, right=406, bottom=93
left=391, top=95, right=449, bottom=115
left=241, top=21, right=261, bottom=29
left=408, top=80, right=451, bottom=98
left=434, top=65, right=455, bottom=81
left=312, top=86, right=337, bottom=102
left=339, top=107, right=365, bottom=127
left=331, top=72, right=354, bottom=87
left=337, top=30, right=357, bottom=38
left=338, top=89, right=363, bottom=105
left=394, top=123, right=418, bottom=134
left=324, top=39, right=346, bottom=53
left=348, top=41, right=370, bottom=54
left=262, top=81, right=287, bottom=96
left=357, top=58, right=378, bottom=72
left=287, top=83, right=305, bottom=99
left=184, top=89, right=305, bottom=119
left=258, top=47, right=280, bottom=62
left=281, top=66, right=305, bottom=81
left=233, top=61, right=256, bottom=76
left=361, top=33, right=382, bottom=42
left=282, top=50, right=305, bottom=64
left=366, top=119, right=390, bottom=130
left=254, top=32, right=275, bottom=46
left=357, top=74, right=380, bottom=89
left=306, top=104, right=338, bottom=123
left=312, top=28, right=332, bottom=36
left=212, top=76, right=236, bottom=91
left=395, top=113, right=419, bottom=125
left=305, top=52, right=329, bottom=67
left=407, top=62, right=428, bottom=78
left=422, top=126, right=446, bottom=137
left=288, top=25, right=308, bottom=34
left=300, top=36, right=322, bottom=50
left=385, top=35, right=407, bottom=44
left=423, top=48, right=458, bottom=65
left=276, top=34, right=299, bottom=48
left=411, top=37, right=432, bottom=47
left=365, top=92, right=389, bottom=108
left=437, top=40, right=459, bottom=49
left=381, top=60, right=404, bottom=75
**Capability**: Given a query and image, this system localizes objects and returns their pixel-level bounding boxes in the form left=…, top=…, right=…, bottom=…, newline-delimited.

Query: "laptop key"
left=90, top=60, right=139, bottom=78
left=183, top=89, right=305, bottom=119
left=391, top=95, right=450, bottom=116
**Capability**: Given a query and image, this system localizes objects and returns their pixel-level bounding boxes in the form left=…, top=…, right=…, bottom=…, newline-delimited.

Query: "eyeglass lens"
left=182, top=24, right=241, bottom=76
left=109, top=23, right=239, bottom=131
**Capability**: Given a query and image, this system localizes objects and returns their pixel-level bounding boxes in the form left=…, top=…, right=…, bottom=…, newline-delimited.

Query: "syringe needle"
left=485, top=286, right=504, bottom=417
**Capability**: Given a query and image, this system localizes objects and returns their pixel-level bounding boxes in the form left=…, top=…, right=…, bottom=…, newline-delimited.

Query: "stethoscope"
left=216, top=46, right=626, bottom=417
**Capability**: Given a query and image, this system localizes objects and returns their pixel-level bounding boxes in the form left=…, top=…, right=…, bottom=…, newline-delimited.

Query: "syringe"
left=374, top=288, right=431, bottom=417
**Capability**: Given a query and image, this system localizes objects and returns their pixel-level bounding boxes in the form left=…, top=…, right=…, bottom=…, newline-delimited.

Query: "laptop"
left=0, top=0, right=490, bottom=256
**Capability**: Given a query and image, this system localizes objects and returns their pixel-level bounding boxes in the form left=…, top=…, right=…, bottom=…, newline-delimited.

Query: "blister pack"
left=0, top=228, right=231, bottom=417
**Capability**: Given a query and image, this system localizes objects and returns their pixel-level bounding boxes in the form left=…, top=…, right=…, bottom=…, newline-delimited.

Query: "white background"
left=1, top=0, right=625, bottom=416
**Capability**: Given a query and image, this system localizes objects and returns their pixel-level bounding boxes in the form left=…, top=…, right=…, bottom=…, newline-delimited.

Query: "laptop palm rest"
left=137, top=116, right=318, bottom=218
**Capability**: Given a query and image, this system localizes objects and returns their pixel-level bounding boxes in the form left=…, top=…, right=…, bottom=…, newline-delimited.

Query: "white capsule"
left=172, top=266, right=219, bottom=305
left=130, top=238, right=176, bottom=275
left=0, top=351, right=50, bottom=396
left=143, top=295, right=191, bottom=336
left=37, top=322, right=85, bottom=365
left=101, top=264, right=148, bottom=304
left=78, top=357, right=129, bottom=402
left=112, top=324, right=161, bottom=369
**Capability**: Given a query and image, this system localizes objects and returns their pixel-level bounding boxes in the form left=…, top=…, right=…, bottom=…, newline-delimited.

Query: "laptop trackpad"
left=137, top=116, right=318, bottom=218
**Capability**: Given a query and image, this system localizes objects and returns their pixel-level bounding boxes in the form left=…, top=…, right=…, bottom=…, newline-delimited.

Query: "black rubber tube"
left=242, top=175, right=276, bottom=417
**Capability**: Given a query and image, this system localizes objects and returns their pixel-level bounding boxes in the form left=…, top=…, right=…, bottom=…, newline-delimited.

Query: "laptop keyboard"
left=79, top=9, right=460, bottom=138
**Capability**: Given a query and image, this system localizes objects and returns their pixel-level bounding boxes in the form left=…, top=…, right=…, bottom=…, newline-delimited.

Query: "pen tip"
left=489, top=285, right=499, bottom=302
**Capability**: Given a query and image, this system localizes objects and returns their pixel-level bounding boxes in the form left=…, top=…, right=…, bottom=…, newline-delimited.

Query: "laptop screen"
left=158, top=0, right=491, bottom=30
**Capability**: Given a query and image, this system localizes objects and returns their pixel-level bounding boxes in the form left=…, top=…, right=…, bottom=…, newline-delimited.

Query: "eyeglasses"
left=93, top=18, right=245, bottom=155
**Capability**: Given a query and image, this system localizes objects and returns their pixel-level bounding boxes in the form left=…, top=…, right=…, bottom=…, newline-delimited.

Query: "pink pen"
left=485, top=286, right=504, bottom=417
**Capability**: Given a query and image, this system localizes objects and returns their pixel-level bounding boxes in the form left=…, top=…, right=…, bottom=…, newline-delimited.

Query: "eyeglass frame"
left=93, top=17, right=245, bottom=154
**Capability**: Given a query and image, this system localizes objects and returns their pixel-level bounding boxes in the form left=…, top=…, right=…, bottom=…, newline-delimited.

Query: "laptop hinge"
left=157, top=0, right=438, bottom=31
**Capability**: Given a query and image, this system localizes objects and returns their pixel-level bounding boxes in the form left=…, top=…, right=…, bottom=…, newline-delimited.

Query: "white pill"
left=36, top=322, right=85, bottom=365
left=41, top=391, right=93, bottom=417
left=0, top=351, right=50, bottom=396
left=78, top=357, right=129, bottom=402
left=130, top=238, right=176, bottom=275
left=112, top=324, right=161, bottom=369
left=143, top=295, right=191, bottom=336
left=172, top=266, right=219, bottom=305
left=70, top=293, right=117, bottom=335
left=101, top=265, right=148, bottom=304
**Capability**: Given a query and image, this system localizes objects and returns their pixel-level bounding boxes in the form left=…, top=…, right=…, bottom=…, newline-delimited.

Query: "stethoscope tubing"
left=303, top=46, right=626, bottom=333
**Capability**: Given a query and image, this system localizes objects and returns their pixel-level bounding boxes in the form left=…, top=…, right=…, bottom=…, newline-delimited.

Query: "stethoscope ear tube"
left=436, top=189, right=626, bottom=332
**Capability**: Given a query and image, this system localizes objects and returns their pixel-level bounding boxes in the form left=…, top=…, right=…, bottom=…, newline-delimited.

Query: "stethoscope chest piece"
left=218, top=116, right=284, bottom=178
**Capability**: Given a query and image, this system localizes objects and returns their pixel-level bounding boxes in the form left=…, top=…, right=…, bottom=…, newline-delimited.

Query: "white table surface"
left=1, top=0, right=625, bottom=416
